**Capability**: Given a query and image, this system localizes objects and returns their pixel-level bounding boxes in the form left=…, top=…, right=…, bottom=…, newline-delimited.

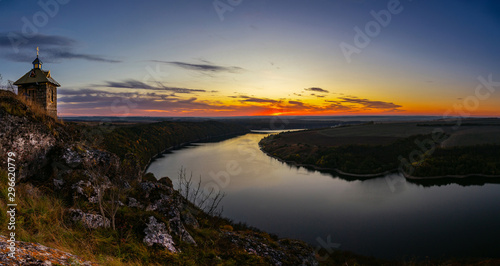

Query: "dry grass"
left=0, top=170, right=153, bottom=265
left=0, top=89, right=63, bottom=124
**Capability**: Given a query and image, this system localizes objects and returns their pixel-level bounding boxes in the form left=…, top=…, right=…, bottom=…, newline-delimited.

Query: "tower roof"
left=32, top=47, right=42, bottom=69
left=32, top=57, right=42, bottom=66
left=14, top=68, right=60, bottom=87
left=14, top=48, right=60, bottom=86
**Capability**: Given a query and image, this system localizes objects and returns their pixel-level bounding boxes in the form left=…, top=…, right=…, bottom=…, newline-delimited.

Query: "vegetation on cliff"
left=99, top=121, right=249, bottom=169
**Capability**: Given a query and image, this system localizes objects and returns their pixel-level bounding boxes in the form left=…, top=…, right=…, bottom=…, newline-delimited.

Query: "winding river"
left=146, top=131, right=500, bottom=259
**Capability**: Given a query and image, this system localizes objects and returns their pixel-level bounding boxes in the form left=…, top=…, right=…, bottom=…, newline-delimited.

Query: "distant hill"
left=259, top=119, right=500, bottom=181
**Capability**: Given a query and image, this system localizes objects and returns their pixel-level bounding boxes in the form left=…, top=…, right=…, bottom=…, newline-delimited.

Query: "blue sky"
left=1, top=0, right=499, bottom=116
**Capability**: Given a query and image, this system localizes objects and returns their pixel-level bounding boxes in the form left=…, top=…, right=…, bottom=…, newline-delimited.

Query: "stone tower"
left=14, top=48, right=60, bottom=117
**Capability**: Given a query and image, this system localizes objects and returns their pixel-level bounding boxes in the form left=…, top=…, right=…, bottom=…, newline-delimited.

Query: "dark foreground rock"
left=0, top=235, right=95, bottom=265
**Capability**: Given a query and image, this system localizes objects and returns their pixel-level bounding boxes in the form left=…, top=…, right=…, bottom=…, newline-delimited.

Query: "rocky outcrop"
left=222, top=231, right=318, bottom=266
left=169, top=216, right=197, bottom=245
left=127, top=197, right=144, bottom=208
left=69, top=208, right=111, bottom=229
left=137, top=179, right=198, bottom=246
left=143, top=216, right=177, bottom=253
left=0, top=96, right=57, bottom=180
left=0, top=235, right=95, bottom=265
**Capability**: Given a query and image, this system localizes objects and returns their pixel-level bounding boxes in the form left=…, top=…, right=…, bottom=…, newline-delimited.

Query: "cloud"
left=288, top=100, right=305, bottom=107
left=57, top=88, right=404, bottom=116
left=99, top=79, right=206, bottom=94
left=339, top=97, right=402, bottom=110
left=48, top=49, right=121, bottom=63
left=0, top=33, right=76, bottom=48
left=323, top=102, right=355, bottom=112
left=59, top=88, right=107, bottom=96
left=238, top=95, right=278, bottom=103
left=305, top=87, right=329, bottom=93
left=152, top=60, right=244, bottom=73
left=0, top=32, right=120, bottom=63
left=57, top=87, right=260, bottom=116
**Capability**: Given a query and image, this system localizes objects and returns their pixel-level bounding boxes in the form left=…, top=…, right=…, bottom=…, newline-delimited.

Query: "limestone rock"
left=69, top=208, right=110, bottom=229
left=222, top=231, right=318, bottom=266
left=169, top=216, right=197, bottom=245
left=128, top=197, right=144, bottom=209
left=143, top=216, right=177, bottom=253
left=181, top=209, right=200, bottom=229
left=0, top=235, right=95, bottom=265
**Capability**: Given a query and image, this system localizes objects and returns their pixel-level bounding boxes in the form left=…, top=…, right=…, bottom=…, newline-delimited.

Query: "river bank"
left=258, top=125, right=500, bottom=182
left=258, top=142, right=398, bottom=179
left=147, top=131, right=500, bottom=261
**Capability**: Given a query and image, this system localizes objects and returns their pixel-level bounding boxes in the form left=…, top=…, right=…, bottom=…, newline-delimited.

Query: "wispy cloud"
left=288, top=100, right=305, bottom=107
left=49, top=49, right=121, bottom=63
left=238, top=95, right=278, bottom=103
left=58, top=88, right=260, bottom=116
left=152, top=60, right=244, bottom=73
left=339, top=97, right=402, bottom=110
left=98, top=79, right=207, bottom=94
left=0, top=33, right=76, bottom=47
left=58, top=88, right=404, bottom=116
left=305, top=87, right=329, bottom=93
left=0, top=32, right=120, bottom=63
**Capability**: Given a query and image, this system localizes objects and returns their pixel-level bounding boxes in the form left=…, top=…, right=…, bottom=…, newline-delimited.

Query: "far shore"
left=258, top=143, right=500, bottom=181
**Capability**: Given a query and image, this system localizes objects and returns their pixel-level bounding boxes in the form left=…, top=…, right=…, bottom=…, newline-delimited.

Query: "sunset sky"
left=1, top=0, right=499, bottom=117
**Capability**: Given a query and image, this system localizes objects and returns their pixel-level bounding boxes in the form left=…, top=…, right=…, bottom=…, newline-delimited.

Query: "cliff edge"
left=0, top=91, right=317, bottom=265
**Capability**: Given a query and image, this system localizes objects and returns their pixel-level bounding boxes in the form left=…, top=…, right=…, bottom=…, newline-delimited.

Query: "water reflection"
left=146, top=132, right=500, bottom=259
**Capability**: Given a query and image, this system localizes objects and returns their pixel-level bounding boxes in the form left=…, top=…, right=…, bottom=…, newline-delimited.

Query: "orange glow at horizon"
left=58, top=108, right=499, bottom=117
left=58, top=90, right=499, bottom=117
left=58, top=105, right=500, bottom=117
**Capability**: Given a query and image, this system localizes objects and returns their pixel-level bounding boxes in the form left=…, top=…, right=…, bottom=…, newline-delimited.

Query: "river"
left=146, top=131, right=500, bottom=259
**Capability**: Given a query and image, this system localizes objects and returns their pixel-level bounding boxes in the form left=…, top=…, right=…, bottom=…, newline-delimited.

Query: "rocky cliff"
left=0, top=91, right=317, bottom=265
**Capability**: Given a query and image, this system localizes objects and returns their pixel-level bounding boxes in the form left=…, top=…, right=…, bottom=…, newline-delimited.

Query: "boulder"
left=0, top=235, right=94, bottom=265
left=143, top=216, right=177, bottom=253
left=69, top=208, right=110, bottom=229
